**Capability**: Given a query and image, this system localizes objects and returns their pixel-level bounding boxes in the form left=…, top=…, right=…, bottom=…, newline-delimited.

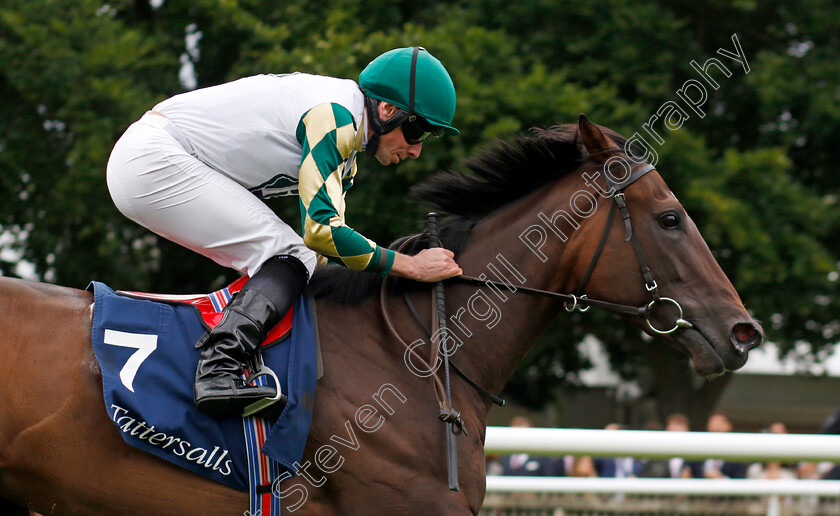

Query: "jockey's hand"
left=390, top=247, right=462, bottom=282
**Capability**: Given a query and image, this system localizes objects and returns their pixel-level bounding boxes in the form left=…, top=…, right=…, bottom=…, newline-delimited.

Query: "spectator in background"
left=569, top=456, right=598, bottom=477
left=747, top=422, right=797, bottom=480
left=497, top=416, right=565, bottom=476
left=797, top=460, right=836, bottom=480
left=821, top=406, right=840, bottom=435
left=641, top=420, right=665, bottom=432
left=703, top=412, right=747, bottom=479
left=639, top=413, right=702, bottom=478
left=594, top=423, right=642, bottom=478
left=485, top=452, right=504, bottom=476
left=817, top=406, right=840, bottom=480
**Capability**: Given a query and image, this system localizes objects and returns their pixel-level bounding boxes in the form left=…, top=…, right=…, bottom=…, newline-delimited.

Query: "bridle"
left=379, top=155, right=695, bottom=489
left=382, top=155, right=697, bottom=406
left=457, top=159, right=694, bottom=335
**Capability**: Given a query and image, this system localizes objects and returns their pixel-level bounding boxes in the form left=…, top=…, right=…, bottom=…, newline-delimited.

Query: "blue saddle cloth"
left=87, top=281, right=317, bottom=492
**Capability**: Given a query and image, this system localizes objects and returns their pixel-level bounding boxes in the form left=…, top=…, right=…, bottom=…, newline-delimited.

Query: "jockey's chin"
left=374, top=128, right=422, bottom=166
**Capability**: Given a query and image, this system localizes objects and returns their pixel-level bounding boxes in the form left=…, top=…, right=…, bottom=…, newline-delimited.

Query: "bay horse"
left=0, top=116, right=762, bottom=515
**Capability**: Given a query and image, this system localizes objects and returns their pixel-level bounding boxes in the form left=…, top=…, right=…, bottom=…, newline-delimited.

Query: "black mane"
left=306, top=124, right=633, bottom=303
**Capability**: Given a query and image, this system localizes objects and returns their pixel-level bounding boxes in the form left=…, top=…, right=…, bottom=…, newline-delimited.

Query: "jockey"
left=106, top=46, right=463, bottom=416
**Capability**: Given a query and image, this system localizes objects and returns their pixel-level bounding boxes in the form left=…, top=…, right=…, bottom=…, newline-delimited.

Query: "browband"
left=604, top=162, right=655, bottom=192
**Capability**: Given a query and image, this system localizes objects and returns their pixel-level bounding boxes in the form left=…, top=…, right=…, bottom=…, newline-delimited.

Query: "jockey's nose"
left=408, top=142, right=422, bottom=159
left=731, top=321, right=763, bottom=356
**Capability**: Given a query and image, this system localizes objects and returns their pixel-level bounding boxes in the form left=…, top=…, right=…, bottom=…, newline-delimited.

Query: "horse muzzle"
left=731, top=321, right=764, bottom=356
left=659, top=311, right=763, bottom=376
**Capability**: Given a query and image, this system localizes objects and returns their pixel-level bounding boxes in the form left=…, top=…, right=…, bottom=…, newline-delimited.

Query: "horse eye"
left=659, top=213, right=680, bottom=229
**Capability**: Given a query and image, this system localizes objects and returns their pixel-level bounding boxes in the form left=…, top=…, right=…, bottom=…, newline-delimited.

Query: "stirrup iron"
left=241, top=365, right=285, bottom=418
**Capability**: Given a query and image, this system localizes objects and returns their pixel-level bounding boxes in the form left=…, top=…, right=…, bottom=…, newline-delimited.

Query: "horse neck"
left=445, top=177, right=586, bottom=400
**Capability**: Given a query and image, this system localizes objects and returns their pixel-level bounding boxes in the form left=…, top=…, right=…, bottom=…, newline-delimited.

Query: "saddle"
left=119, top=275, right=294, bottom=348
left=119, top=276, right=296, bottom=417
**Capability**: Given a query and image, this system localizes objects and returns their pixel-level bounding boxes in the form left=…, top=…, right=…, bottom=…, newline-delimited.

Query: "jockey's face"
left=372, top=102, right=423, bottom=166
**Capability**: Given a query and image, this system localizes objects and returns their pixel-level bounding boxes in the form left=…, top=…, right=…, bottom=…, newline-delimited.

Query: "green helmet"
left=359, top=46, right=459, bottom=135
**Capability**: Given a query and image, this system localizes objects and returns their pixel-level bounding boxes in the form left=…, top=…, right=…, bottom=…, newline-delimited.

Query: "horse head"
left=558, top=115, right=763, bottom=375
left=414, top=115, right=763, bottom=381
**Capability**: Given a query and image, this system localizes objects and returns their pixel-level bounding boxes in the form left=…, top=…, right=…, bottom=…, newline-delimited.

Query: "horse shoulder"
left=304, top=296, right=485, bottom=514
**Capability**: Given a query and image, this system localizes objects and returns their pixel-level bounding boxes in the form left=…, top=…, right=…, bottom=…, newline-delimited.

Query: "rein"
left=454, top=274, right=645, bottom=317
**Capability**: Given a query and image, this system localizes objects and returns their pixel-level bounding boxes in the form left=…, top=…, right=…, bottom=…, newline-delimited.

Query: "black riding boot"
left=194, top=255, right=309, bottom=416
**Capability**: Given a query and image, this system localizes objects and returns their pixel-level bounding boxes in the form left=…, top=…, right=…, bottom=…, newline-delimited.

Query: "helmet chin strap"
left=364, top=95, right=382, bottom=157
left=364, top=95, right=409, bottom=157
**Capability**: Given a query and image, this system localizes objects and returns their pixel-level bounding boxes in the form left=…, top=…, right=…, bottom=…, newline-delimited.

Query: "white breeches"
left=106, top=112, right=317, bottom=278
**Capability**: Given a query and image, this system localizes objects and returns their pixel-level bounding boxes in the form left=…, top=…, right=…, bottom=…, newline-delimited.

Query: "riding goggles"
left=401, top=113, right=444, bottom=144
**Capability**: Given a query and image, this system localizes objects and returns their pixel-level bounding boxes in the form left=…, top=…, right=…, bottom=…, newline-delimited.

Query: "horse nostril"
left=731, top=322, right=763, bottom=355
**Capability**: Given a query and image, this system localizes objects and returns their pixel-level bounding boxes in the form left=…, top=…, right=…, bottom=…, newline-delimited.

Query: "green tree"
left=0, top=0, right=837, bottom=426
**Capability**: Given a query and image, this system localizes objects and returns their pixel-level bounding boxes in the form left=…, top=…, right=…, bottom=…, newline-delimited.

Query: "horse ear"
left=578, top=114, right=620, bottom=163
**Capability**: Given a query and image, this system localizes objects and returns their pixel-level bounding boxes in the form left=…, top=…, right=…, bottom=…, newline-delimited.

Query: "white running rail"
left=484, top=426, right=840, bottom=462
left=483, top=427, right=840, bottom=516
